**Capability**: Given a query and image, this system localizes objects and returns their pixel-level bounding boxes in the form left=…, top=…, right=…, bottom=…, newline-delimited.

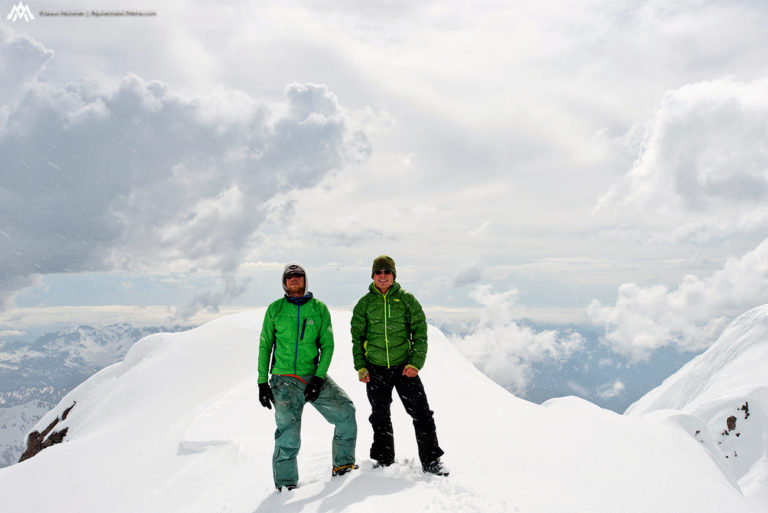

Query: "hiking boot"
left=332, top=463, right=359, bottom=477
left=372, top=459, right=394, bottom=469
left=422, top=458, right=449, bottom=476
left=277, top=484, right=297, bottom=492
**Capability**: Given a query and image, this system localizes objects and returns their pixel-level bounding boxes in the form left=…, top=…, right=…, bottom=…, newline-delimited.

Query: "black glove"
left=258, top=383, right=274, bottom=409
left=304, top=376, right=325, bottom=402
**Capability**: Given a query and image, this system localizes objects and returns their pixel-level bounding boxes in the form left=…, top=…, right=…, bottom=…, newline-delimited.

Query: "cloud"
left=596, top=77, right=768, bottom=241
left=176, top=275, right=253, bottom=320
left=0, top=33, right=372, bottom=312
left=0, top=28, right=54, bottom=105
left=588, top=238, right=768, bottom=361
left=451, top=285, right=584, bottom=395
left=596, top=379, right=625, bottom=400
left=454, top=264, right=484, bottom=288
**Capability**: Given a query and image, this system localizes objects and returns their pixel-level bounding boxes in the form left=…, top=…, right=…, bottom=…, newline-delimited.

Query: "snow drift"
left=628, top=304, right=768, bottom=510
left=0, top=310, right=757, bottom=512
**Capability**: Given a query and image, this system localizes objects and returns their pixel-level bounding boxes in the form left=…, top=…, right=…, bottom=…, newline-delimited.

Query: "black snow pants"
left=366, top=363, right=444, bottom=466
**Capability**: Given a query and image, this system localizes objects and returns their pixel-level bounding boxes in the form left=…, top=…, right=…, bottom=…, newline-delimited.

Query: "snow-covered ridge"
left=628, top=304, right=768, bottom=413
left=627, top=304, right=768, bottom=510
left=0, top=323, right=192, bottom=467
left=0, top=310, right=758, bottom=512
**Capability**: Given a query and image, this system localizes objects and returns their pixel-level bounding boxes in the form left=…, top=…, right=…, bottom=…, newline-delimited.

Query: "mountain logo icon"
left=6, top=2, right=35, bottom=22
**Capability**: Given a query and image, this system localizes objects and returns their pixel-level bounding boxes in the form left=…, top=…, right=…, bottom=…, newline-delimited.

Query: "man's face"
left=285, top=273, right=305, bottom=297
left=373, top=269, right=394, bottom=293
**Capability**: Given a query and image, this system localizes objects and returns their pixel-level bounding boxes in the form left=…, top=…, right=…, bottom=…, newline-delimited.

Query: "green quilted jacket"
left=351, top=282, right=428, bottom=370
left=258, top=295, right=334, bottom=384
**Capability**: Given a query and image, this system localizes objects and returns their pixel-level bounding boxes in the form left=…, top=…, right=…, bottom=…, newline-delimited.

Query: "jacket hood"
left=282, top=262, right=307, bottom=295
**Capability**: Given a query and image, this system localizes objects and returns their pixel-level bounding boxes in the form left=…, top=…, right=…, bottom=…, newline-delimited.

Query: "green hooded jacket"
left=351, top=282, right=428, bottom=370
left=258, top=296, right=334, bottom=384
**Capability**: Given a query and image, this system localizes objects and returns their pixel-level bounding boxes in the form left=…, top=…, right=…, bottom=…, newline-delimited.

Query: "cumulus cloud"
left=0, top=33, right=371, bottom=313
left=590, top=77, right=768, bottom=358
left=0, top=28, right=54, bottom=105
left=596, top=77, right=768, bottom=241
left=451, top=285, right=584, bottom=395
left=589, top=238, right=768, bottom=361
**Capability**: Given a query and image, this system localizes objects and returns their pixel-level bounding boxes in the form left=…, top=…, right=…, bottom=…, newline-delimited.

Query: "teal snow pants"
left=270, top=374, right=357, bottom=488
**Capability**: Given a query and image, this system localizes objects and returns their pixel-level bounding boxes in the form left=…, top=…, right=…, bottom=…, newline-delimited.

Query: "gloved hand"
left=304, top=376, right=325, bottom=402
left=358, top=368, right=370, bottom=383
left=402, top=364, right=419, bottom=378
left=258, top=383, right=274, bottom=409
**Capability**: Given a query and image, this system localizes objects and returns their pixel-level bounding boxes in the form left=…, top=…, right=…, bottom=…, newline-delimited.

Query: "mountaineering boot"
left=332, top=463, right=359, bottom=476
left=372, top=459, right=393, bottom=469
left=277, top=484, right=297, bottom=492
left=422, top=458, right=449, bottom=476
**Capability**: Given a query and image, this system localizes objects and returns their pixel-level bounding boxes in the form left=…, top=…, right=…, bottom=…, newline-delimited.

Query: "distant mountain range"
left=0, top=324, right=192, bottom=467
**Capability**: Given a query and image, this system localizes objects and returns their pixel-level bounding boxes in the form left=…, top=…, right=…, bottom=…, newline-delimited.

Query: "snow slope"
left=0, top=323, right=191, bottom=467
left=627, top=304, right=768, bottom=511
left=0, top=310, right=756, bottom=513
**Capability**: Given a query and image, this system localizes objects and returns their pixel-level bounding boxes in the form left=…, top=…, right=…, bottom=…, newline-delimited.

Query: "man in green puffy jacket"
left=351, top=255, right=447, bottom=476
left=258, top=263, right=357, bottom=491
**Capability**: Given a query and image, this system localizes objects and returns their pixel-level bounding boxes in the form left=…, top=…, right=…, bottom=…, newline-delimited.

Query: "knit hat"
left=371, top=255, right=396, bottom=279
left=282, top=262, right=307, bottom=294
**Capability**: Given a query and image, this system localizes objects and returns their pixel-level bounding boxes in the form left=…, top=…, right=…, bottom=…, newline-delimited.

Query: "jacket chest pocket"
left=299, top=316, right=320, bottom=342
left=385, top=300, right=407, bottom=327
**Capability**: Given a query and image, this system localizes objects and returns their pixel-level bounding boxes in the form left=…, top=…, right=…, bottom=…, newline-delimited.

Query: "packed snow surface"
left=0, top=310, right=757, bottom=512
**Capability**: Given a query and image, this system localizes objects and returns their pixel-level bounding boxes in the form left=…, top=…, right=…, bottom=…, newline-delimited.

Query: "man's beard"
left=286, top=284, right=305, bottom=296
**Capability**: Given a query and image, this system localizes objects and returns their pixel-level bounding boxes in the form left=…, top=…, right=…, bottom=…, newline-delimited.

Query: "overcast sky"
left=3, top=0, right=768, bottom=369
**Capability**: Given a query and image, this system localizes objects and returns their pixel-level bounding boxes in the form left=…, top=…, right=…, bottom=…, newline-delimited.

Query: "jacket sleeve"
left=313, top=302, right=334, bottom=379
left=350, top=296, right=368, bottom=370
left=257, top=304, right=276, bottom=384
left=406, top=293, right=428, bottom=369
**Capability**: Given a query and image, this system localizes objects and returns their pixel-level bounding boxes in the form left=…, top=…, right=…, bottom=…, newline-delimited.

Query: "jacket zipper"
left=293, top=304, right=301, bottom=375
left=382, top=291, right=390, bottom=368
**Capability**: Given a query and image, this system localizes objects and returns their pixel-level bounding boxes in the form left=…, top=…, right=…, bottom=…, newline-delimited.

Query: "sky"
left=3, top=0, right=768, bottom=388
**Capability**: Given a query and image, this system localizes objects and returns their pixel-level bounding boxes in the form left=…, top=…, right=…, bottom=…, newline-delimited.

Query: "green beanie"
left=371, top=255, right=396, bottom=279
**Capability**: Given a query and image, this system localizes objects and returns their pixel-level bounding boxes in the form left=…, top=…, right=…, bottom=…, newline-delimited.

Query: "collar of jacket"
left=285, top=292, right=314, bottom=305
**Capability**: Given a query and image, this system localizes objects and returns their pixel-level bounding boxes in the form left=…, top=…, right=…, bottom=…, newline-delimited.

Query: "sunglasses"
left=285, top=272, right=305, bottom=279
left=374, top=270, right=393, bottom=275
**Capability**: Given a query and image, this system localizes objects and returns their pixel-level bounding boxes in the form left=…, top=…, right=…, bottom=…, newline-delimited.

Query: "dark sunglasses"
left=285, top=272, right=305, bottom=279
left=374, top=269, right=393, bottom=275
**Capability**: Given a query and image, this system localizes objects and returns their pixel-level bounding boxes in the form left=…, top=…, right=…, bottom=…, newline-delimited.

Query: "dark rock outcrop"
left=18, top=402, right=76, bottom=463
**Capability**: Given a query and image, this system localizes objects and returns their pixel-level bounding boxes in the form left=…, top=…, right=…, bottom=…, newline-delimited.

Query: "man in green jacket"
left=258, top=263, right=357, bottom=491
left=351, top=255, right=447, bottom=476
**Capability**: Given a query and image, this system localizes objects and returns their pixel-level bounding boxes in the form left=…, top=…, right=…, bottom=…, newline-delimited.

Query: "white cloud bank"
left=452, top=285, right=584, bottom=395
left=597, top=76, right=768, bottom=243
left=590, top=75, right=768, bottom=361
left=0, top=29, right=371, bottom=313
left=589, top=238, right=768, bottom=361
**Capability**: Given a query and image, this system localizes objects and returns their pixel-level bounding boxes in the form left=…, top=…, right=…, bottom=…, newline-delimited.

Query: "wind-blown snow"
left=0, top=310, right=757, bottom=512
left=627, top=304, right=768, bottom=511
